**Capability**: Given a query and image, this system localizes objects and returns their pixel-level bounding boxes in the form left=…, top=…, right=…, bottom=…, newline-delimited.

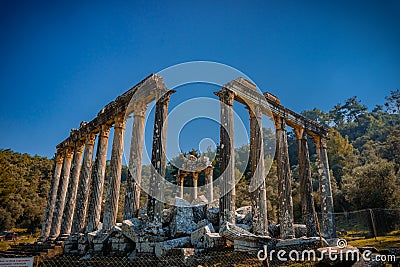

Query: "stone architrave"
left=103, top=114, right=127, bottom=231
left=71, top=133, right=96, bottom=234
left=216, top=88, right=236, bottom=227
left=274, top=115, right=295, bottom=239
left=59, top=140, right=85, bottom=238
left=48, top=148, right=74, bottom=240
left=249, top=104, right=268, bottom=236
left=147, top=91, right=174, bottom=223
left=205, top=166, right=213, bottom=202
left=86, top=124, right=111, bottom=233
left=294, top=127, right=318, bottom=237
left=314, top=135, right=336, bottom=238
left=39, top=152, right=64, bottom=241
left=124, top=102, right=147, bottom=220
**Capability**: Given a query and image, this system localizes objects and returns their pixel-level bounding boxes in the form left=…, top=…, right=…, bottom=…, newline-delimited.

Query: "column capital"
left=84, top=133, right=97, bottom=146
left=312, top=135, right=327, bottom=149
left=54, top=152, right=64, bottom=164
left=158, top=90, right=175, bottom=105
left=75, top=140, right=85, bottom=153
left=192, top=172, right=199, bottom=180
left=99, top=124, right=111, bottom=138
left=273, top=115, right=286, bottom=131
left=132, top=102, right=148, bottom=117
left=215, top=88, right=235, bottom=106
left=114, top=114, right=127, bottom=129
left=293, top=126, right=306, bottom=141
left=63, top=147, right=74, bottom=159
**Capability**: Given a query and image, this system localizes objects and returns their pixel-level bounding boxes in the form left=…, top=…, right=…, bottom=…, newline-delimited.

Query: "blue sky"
left=0, top=0, right=399, bottom=158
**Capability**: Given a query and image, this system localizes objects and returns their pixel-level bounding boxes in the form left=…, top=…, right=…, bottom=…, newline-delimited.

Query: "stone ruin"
left=38, top=74, right=337, bottom=259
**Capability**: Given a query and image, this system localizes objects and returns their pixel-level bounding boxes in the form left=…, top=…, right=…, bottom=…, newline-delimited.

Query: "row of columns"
left=40, top=85, right=335, bottom=242
left=216, top=87, right=335, bottom=239
left=40, top=92, right=173, bottom=241
left=176, top=167, right=214, bottom=202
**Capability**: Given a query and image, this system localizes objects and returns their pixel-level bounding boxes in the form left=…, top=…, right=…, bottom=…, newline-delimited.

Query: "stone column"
left=192, top=172, right=199, bottom=200
left=103, top=114, right=127, bottom=231
left=39, top=152, right=64, bottom=241
left=274, top=115, right=295, bottom=239
left=86, top=124, right=111, bottom=233
left=249, top=105, right=268, bottom=236
left=216, top=88, right=236, bottom=226
left=48, top=148, right=74, bottom=240
left=59, top=141, right=85, bottom=239
left=314, top=135, right=336, bottom=238
left=147, top=91, right=173, bottom=223
left=71, top=133, right=96, bottom=234
left=294, top=127, right=318, bottom=237
left=176, top=171, right=185, bottom=199
left=124, top=102, right=147, bottom=220
left=205, top=166, right=214, bottom=202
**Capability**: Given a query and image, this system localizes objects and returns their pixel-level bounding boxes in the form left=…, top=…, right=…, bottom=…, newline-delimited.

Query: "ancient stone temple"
left=39, top=74, right=336, bottom=256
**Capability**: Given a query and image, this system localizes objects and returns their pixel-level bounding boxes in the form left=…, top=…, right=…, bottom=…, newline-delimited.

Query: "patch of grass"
left=0, top=236, right=37, bottom=251
left=347, top=234, right=400, bottom=250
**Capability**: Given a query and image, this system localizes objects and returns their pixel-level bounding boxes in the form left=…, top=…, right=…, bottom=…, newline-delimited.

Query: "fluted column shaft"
left=249, top=105, right=268, bottom=235
left=124, top=103, right=147, bottom=220
left=86, top=125, right=111, bottom=233
left=294, top=127, right=318, bottom=237
left=39, top=152, right=64, bottom=241
left=192, top=172, right=199, bottom=200
left=177, top=172, right=186, bottom=199
left=59, top=141, right=85, bottom=238
left=103, top=114, right=126, bottom=231
left=314, top=136, right=336, bottom=238
left=274, top=116, right=295, bottom=239
left=205, top=167, right=213, bottom=202
left=71, top=133, right=96, bottom=234
left=147, top=91, right=173, bottom=223
left=217, top=88, right=236, bottom=227
left=49, top=148, right=74, bottom=240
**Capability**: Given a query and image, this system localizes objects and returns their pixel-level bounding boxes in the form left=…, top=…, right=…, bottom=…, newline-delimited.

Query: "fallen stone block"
left=121, top=218, right=143, bottom=242
left=277, top=236, right=328, bottom=252
left=206, top=207, right=219, bottom=226
left=236, top=223, right=252, bottom=232
left=192, top=195, right=208, bottom=223
left=235, top=206, right=252, bottom=224
left=294, top=224, right=307, bottom=238
left=154, top=236, right=191, bottom=257
left=170, top=197, right=196, bottom=237
left=136, top=241, right=156, bottom=254
left=162, top=208, right=173, bottom=224
left=191, top=223, right=214, bottom=248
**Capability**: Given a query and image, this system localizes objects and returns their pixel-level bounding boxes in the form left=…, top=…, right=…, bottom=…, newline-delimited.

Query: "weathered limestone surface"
left=249, top=105, right=268, bottom=236
left=294, top=127, right=318, bottom=237
left=190, top=222, right=215, bottom=248
left=49, top=148, right=74, bottom=240
left=216, top=88, right=236, bottom=227
left=124, top=102, right=147, bottom=219
left=72, top=133, right=96, bottom=234
left=274, top=116, right=295, bottom=239
left=170, top=198, right=196, bottom=237
left=314, top=136, right=336, bottom=239
left=206, top=208, right=219, bottom=226
left=103, top=114, right=126, bottom=231
left=148, top=91, right=173, bottom=223
left=60, top=141, right=85, bottom=238
left=191, top=195, right=208, bottom=223
left=154, top=236, right=191, bottom=257
left=39, top=152, right=64, bottom=241
left=86, top=124, right=111, bottom=233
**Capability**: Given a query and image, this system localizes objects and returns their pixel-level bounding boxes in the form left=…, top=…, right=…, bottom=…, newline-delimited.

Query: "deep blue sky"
left=1, top=0, right=399, bottom=158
